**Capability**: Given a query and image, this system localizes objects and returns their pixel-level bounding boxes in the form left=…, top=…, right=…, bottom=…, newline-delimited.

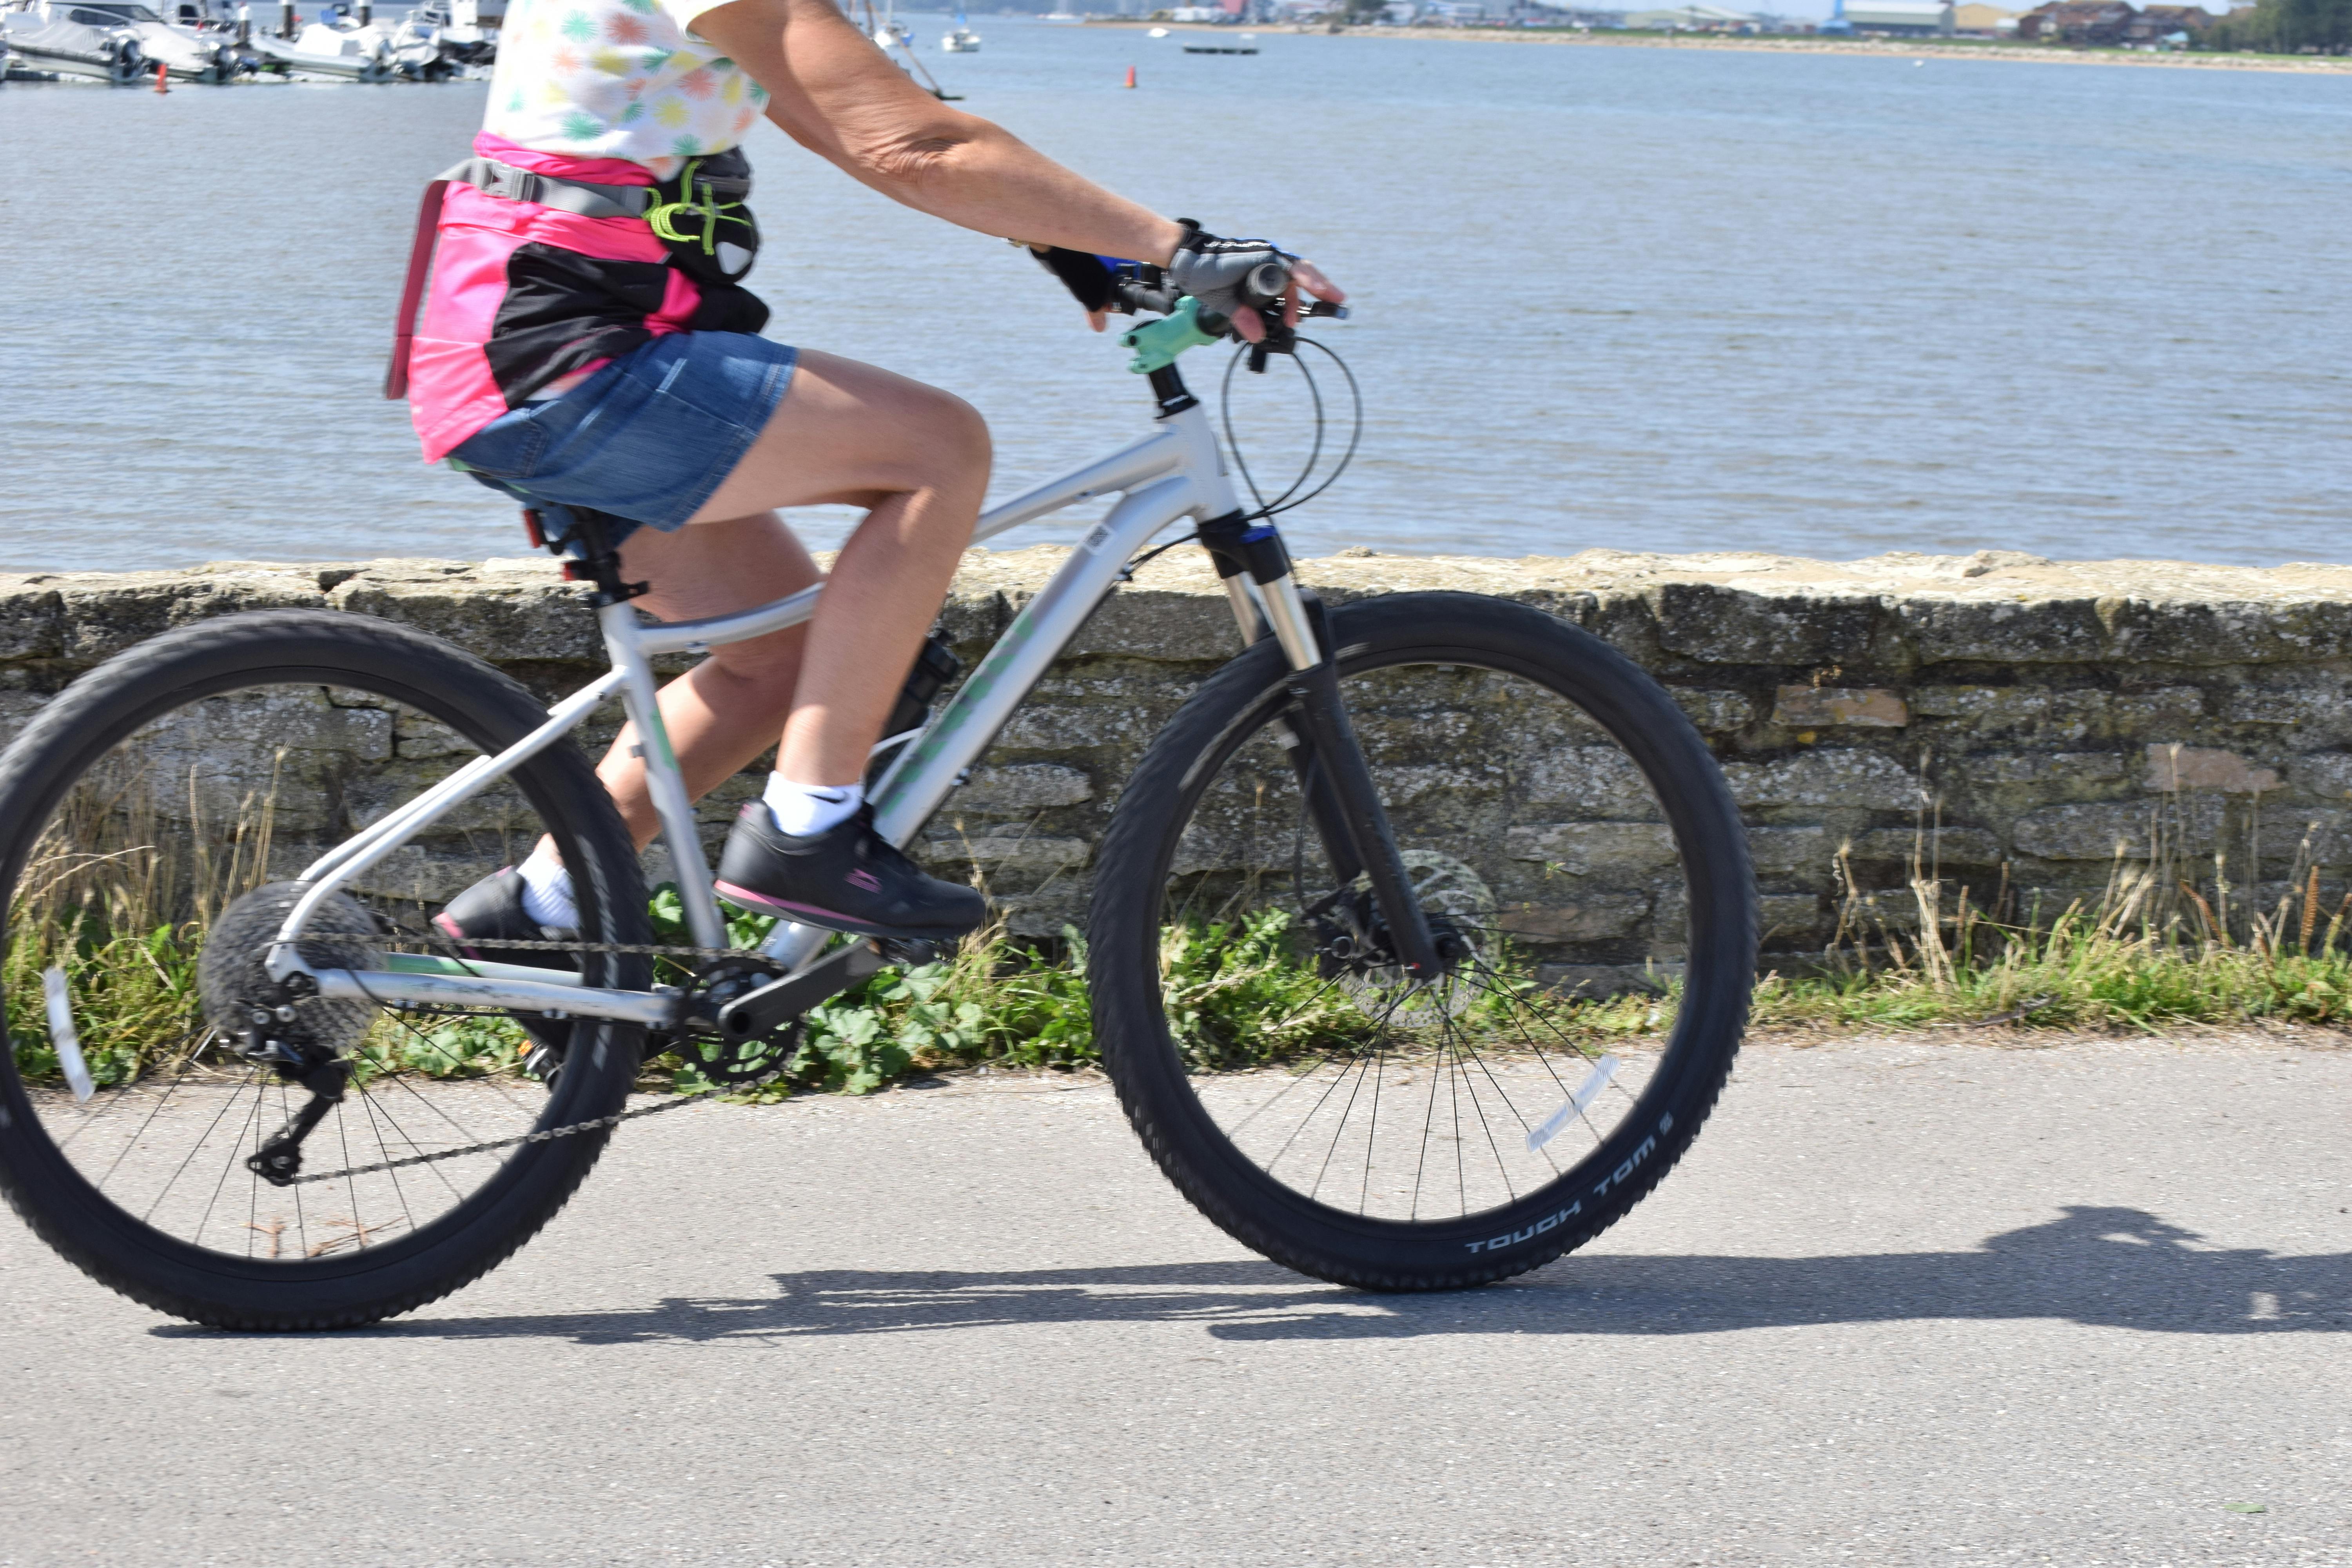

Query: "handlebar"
left=1110, top=262, right=1348, bottom=334
left=1025, top=245, right=1347, bottom=376
left=1026, top=244, right=1346, bottom=332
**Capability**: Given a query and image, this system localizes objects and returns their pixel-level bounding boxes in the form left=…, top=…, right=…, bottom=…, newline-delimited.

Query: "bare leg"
left=593, top=513, right=822, bottom=851
left=570, top=349, right=987, bottom=853
left=687, top=348, right=989, bottom=788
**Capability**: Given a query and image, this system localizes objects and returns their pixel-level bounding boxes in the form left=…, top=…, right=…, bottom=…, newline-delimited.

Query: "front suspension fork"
left=1199, top=515, right=1443, bottom=979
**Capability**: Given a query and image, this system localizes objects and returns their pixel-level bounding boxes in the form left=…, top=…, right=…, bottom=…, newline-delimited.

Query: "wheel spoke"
left=3, top=660, right=645, bottom=1314
left=1126, top=630, right=1747, bottom=1247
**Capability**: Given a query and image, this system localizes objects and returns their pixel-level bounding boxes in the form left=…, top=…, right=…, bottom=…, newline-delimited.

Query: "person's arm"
left=693, top=0, right=1183, bottom=264
left=689, top=0, right=1339, bottom=335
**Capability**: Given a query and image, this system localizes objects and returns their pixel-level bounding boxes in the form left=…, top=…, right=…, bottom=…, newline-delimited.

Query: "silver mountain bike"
left=0, top=275, right=1757, bottom=1329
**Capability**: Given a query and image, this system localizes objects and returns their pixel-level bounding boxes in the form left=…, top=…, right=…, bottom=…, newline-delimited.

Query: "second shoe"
left=714, top=802, right=986, bottom=941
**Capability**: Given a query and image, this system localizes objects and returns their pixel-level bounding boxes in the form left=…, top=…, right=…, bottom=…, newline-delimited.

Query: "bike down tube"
left=867, top=474, right=1202, bottom=847
left=269, top=669, right=628, bottom=975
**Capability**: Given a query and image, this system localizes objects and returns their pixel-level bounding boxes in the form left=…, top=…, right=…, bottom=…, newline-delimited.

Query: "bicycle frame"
left=263, top=392, right=1341, bottom=1030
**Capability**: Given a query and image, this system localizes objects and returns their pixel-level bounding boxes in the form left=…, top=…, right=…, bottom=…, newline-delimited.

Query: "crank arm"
left=716, top=941, right=885, bottom=1042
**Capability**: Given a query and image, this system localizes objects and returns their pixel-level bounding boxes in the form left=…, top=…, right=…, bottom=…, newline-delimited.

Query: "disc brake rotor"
left=1323, top=849, right=1495, bottom=1025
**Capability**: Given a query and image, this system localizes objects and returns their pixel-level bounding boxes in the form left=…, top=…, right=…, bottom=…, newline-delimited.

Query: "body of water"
left=2, top=25, right=2347, bottom=570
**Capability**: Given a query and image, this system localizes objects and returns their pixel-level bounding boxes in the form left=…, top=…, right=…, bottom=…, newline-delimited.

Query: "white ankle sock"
left=516, top=844, right=579, bottom=929
left=765, top=775, right=863, bottom=838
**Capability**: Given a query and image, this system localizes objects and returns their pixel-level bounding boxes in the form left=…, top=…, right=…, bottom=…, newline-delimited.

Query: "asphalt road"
left=3, top=1033, right=2348, bottom=1567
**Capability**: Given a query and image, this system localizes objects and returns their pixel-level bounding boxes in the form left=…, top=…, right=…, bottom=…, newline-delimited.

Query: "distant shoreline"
left=1085, top=19, right=2352, bottom=76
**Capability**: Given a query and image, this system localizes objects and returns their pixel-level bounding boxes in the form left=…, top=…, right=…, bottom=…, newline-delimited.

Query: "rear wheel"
left=1088, top=592, right=1755, bottom=1290
left=0, top=611, right=649, bottom=1329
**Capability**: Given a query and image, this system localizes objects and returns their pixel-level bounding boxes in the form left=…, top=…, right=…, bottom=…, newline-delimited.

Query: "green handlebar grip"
left=1122, top=296, right=1221, bottom=374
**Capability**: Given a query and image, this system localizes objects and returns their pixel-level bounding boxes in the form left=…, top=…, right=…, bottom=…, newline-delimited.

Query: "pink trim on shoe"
left=713, top=880, right=853, bottom=925
left=431, top=911, right=485, bottom=961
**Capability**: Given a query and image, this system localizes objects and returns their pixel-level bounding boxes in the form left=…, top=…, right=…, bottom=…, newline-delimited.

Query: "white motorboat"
left=407, top=0, right=498, bottom=65
left=940, top=23, right=978, bottom=49
left=246, top=4, right=439, bottom=80
left=2, top=0, right=239, bottom=82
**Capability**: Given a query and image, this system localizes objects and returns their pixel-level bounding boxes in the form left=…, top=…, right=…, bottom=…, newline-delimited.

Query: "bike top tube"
left=635, top=416, right=1208, bottom=659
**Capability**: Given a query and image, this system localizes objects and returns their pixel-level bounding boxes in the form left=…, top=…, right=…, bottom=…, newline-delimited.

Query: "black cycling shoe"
left=433, top=868, right=577, bottom=1077
left=714, top=802, right=986, bottom=941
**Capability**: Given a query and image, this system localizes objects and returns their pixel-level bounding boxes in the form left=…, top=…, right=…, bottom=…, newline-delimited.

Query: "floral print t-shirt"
left=481, top=0, right=769, bottom=179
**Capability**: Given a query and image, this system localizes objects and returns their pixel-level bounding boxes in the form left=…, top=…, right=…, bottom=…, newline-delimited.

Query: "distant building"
left=1950, top=1, right=2016, bottom=32
left=1515, top=0, right=1631, bottom=21
left=2013, top=0, right=2132, bottom=39
left=1822, top=0, right=1954, bottom=32
left=2121, top=2, right=2213, bottom=39
left=1624, top=2, right=1757, bottom=26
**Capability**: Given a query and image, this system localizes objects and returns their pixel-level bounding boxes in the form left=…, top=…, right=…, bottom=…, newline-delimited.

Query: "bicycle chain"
left=379, top=935, right=762, bottom=961
left=286, top=1058, right=793, bottom=1185
left=275, top=932, right=816, bottom=1185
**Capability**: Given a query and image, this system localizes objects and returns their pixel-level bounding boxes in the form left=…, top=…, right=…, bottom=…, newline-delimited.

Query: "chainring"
left=664, top=955, right=805, bottom=1086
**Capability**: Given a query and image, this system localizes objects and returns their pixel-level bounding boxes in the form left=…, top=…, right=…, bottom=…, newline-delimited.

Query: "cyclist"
left=402, top=0, right=1342, bottom=967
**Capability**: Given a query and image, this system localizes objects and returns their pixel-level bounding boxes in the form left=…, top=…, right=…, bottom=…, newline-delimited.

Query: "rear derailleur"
left=236, top=996, right=350, bottom=1189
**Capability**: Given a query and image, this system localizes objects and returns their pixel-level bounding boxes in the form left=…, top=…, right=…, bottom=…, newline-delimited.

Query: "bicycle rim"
left=2, top=658, right=636, bottom=1279
left=1124, top=624, right=1748, bottom=1235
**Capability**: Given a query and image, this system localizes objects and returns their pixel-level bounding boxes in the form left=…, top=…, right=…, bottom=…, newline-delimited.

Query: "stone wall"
left=7, top=547, right=2351, bottom=983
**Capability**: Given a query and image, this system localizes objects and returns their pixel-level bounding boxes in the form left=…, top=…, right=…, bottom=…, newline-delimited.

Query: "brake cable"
left=1220, top=334, right=1364, bottom=524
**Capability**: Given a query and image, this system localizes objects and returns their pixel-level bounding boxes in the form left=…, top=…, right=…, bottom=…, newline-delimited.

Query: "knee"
left=706, top=624, right=806, bottom=689
left=912, top=388, right=990, bottom=483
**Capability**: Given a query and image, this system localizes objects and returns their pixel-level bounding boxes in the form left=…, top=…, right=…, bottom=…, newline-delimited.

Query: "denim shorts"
left=447, top=331, right=798, bottom=548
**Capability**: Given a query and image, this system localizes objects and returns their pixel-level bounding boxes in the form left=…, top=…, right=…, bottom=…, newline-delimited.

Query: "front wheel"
left=1088, top=592, right=1756, bottom=1290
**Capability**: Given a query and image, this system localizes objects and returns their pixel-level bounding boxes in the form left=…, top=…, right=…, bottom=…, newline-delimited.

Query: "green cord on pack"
left=645, top=157, right=746, bottom=257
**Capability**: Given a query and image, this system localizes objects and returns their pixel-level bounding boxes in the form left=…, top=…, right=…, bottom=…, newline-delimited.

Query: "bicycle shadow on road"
left=347, top=1205, right=2351, bottom=1345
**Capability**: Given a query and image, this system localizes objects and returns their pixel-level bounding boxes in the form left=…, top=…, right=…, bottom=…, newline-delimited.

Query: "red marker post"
left=1124, top=64, right=1136, bottom=88
left=153, top=60, right=167, bottom=91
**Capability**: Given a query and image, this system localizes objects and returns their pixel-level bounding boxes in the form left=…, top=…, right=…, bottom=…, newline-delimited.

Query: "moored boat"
left=2, top=0, right=239, bottom=82
left=246, top=4, right=441, bottom=80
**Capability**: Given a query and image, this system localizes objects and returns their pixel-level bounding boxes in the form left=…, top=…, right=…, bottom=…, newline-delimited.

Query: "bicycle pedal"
left=879, top=936, right=944, bottom=967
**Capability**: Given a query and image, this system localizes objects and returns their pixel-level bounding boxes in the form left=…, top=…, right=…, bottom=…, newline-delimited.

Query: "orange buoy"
left=1124, top=64, right=1136, bottom=88
left=154, top=60, right=168, bottom=91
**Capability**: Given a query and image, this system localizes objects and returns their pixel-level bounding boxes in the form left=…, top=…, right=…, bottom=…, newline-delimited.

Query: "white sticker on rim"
left=1526, top=1053, right=1620, bottom=1153
left=43, top=967, right=94, bottom=1103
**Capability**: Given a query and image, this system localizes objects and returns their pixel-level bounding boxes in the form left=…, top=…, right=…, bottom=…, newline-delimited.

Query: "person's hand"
left=1229, top=257, right=1344, bottom=344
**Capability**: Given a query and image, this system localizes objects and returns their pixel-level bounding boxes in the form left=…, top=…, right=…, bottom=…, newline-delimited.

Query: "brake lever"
left=1244, top=306, right=1299, bottom=372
